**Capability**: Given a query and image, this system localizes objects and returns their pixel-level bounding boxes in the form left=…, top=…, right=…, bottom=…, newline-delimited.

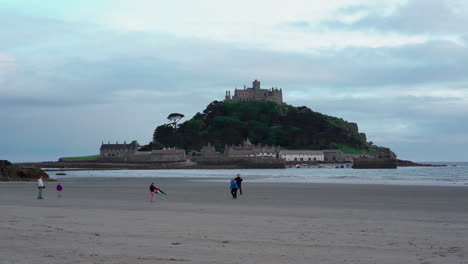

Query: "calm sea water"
left=48, top=162, right=468, bottom=187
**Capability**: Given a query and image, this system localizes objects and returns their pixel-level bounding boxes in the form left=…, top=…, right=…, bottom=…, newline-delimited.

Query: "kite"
left=153, top=188, right=167, bottom=195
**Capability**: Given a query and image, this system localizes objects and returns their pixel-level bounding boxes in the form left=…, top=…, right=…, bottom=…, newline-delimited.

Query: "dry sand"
left=1, top=177, right=468, bottom=264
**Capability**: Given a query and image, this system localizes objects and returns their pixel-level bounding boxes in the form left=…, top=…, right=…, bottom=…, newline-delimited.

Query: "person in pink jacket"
left=56, top=182, right=63, bottom=198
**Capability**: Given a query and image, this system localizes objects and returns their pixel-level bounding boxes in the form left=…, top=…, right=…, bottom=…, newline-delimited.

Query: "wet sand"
left=1, top=178, right=468, bottom=264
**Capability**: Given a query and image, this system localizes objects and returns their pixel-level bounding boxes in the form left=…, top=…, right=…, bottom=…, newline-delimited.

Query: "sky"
left=0, top=0, right=467, bottom=162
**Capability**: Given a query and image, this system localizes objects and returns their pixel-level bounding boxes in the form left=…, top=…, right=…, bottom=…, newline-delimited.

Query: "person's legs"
left=150, top=192, right=155, bottom=202
left=238, top=184, right=242, bottom=195
left=232, top=188, right=238, bottom=199
left=38, top=188, right=43, bottom=199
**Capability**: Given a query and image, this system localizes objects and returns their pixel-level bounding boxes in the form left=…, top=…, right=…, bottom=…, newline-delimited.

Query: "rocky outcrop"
left=352, top=158, right=397, bottom=169
left=396, top=159, right=446, bottom=167
left=0, top=160, right=49, bottom=181
left=0, top=160, right=12, bottom=166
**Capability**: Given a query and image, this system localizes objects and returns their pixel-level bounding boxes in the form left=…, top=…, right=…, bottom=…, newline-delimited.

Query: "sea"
left=48, top=162, right=468, bottom=187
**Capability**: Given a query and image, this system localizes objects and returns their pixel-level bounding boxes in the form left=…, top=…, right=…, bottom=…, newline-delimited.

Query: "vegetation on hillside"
left=60, top=155, right=99, bottom=160
left=151, top=101, right=395, bottom=157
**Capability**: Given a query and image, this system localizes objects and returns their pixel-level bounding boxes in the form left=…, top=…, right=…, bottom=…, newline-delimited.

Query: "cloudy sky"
left=1, top=0, right=467, bottom=162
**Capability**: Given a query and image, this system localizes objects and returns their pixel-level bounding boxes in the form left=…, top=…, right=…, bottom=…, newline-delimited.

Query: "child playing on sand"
left=149, top=182, right=156, bottom=202
left=230, top=178, right=238, bottom=199
left=56, top=182, right=63, bottom=198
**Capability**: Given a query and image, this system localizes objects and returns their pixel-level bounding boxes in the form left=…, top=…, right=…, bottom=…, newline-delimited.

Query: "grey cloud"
left=0, top=12, right=102, bottom=51
left=194, top=40, right=468, bottom=88
left=293, top=94, right=468, bottom=122
left=322, top=0, right=468, bottom=35
left=4, top=12, right=468, bottom=100
left=461, top=34, right=468, bottom=45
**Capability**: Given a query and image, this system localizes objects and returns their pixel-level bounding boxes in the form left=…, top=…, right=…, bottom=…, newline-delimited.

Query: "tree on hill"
left=138, top=141, right=165, bottom=151
left=167, top=113, right=185, bottom=128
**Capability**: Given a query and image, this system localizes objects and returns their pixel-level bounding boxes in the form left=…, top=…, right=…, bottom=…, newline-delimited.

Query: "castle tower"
left=252, top=80, right=260, bottom=90
left=225, top=91, right=231, bottom=101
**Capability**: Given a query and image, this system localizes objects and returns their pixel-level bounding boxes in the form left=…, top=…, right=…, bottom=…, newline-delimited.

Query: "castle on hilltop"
left=224, top=80, right=283, bottom=104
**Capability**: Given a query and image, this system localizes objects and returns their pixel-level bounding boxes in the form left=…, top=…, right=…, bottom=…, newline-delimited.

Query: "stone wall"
left=192, top=156, right=285, bottom=168
left=98, top=149, right=186, bottom=163
left=130, top=150, right=186, bottom=162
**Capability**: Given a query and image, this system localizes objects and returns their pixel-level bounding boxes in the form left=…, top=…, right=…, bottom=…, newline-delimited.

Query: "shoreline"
left=40, top=176, right=468, bottom=188
left=39, top=165, right=468, bottom=187
left=20, top=163, right=447, bottom=172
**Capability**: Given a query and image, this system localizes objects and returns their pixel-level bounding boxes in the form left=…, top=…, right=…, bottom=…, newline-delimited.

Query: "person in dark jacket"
left=234, top=174, right=243, bottom=195
left=230, top=178, right=238, bottom=199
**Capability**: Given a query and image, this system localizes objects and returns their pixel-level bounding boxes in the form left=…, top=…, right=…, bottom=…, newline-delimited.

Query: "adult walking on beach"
left=230, top=178, right=238, bottom=199
left=37, top=176, right=45, bottom=199
left=149, top=182, right=156, bottom=202
left=234, top=174, right=243, bottom=195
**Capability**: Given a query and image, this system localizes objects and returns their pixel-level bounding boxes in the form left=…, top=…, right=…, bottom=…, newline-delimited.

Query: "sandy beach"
left=1, top=177, right=468, bottom=264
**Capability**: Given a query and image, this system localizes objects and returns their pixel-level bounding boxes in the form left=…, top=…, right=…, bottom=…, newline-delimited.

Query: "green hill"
left=152, top=100, right=395, bottom=157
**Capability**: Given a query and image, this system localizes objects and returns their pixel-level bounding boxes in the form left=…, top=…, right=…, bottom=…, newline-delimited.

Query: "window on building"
left=308, top=158, right=311, bottom=161
left=294, top=158, right=297, bottom=161
left=300, top=158, right=303, bottom=161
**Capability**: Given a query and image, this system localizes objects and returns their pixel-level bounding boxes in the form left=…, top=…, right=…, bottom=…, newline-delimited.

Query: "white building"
left=280, top=150, right=324, bottom=162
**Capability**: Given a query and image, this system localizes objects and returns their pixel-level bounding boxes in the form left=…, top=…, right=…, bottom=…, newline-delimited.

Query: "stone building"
left=224, top=139, right=280, bottom=158
left=100, top=141, right=186, bottom=162
left=344, top=153, right=376, bottom=162
left=199, top=142, right=221, bottom=156
left=132, top=148, right=187, bottom=162
left=322, top=149, right=345, bottom=162
left=280, top=150, right=324, bottom=162
left=224, top=80, right=283, bottom=104
left=254, top=145, right=280, bottom=158
left=100, top=141, right=139, bottom=161
left=224, top=139, right=255, bottom=157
